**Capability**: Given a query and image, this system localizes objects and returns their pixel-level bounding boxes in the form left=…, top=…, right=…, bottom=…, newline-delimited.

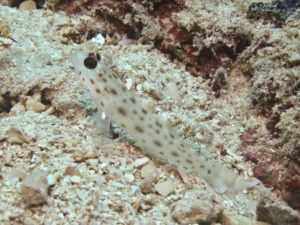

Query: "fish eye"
left=84, top=54, right=98, bottom=69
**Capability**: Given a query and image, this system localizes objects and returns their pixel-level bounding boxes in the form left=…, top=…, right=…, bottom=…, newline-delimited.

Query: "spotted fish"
left=71, top=51, right=257, bottom=193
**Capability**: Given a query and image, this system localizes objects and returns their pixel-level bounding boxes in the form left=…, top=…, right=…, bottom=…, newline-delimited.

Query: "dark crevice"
left=0, top=92, right=17, bottom=113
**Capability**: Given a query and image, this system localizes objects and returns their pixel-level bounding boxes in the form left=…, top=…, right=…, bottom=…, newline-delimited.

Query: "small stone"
left=64, top=166, right=80, bottom=176
left=154, top=179, right=175, bottom=196
left=10, top=103, right=26, bottom=113
left=47, top=174, right=56, bottom=186
left=124, top=173, right=135, bottom=183
left=6, top=168, right=26, bottom=180
left=20, top=168, right=49, bottom=206
left=84, top=150, right=97, bottom=159
left=141, top=162, right=156, bottom=178
left=287, top=53, right=300, bottom=66
left=133, top=197, right=142, bottom=211
left=221, top=211, right=270, bottom=225
left=19, top=0, right=37, bottom=10
left=131, top=185, right=140, bottom=194
left=0, top=36, right=13, bottom=46
left=87, top=159, right=99, bottom=168
left=136, top=84, right=142, bottom=91
left=4, top=177, right=19, bottom=186
left=0, top=17, right=10, bottom=38
left=73, top=151, right=85, bottom=162
left=70, top=176, right=81, bottom=183
left=143, top=81, right=163, bottom=100
left=46, top=106, right=56, bottom=115
left=172, top=189, right=222, bottom=225
left=126, top=78, right=133, bottom=90
left=6, top=127, right=30, bottom=144
left=144, top=194, right=161, bottom=206
left=150, top=89, right=163, bottom=100
left=91, top=33, right=105, bottom=46
left=166, top=82, right=181, bottom=103
left=25, top=97, right=46, bottom=113
left=70, top=139, right=79, bottom=147
left=134, top=157, right=150, bottom=168
left=100, top=162, right=108, bottom=170
left=139, top=170, right=159, bottom=194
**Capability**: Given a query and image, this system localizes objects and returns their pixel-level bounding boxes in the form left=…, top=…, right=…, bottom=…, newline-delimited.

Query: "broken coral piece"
left=20, top=168, right=49, bottom=206
left=6, top=127, right=30, bottom=144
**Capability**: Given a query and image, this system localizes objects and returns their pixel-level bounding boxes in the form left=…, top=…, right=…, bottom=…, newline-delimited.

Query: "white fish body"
left=71, top=51, right=257, bottom=193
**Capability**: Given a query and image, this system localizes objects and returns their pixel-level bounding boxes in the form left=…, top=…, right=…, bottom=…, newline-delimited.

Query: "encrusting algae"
left=71, top=51, right=259, bottom=194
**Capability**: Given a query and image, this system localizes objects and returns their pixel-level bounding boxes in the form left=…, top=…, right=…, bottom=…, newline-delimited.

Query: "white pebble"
left=154, top=179, right=175, bottom=196
left=131, top=186, right=140, bottom=195
left=4, top=177, right=19, bottom=186
left=91, top=33, right=105, bottom=46
left=100, top=163, right=108, bottom=169
left=166, top=82, right=182, bottom=103
left=136, top=84, right=143, bottom=91
left=125, top=78, right=133, bottom=90
left=141, top=162, right=156, bottom=178
left=124, top=173, right=135, bottom=183
left=47, top=174, right=56, bottom=186
left=70, top=176, right=81, bottom=183
left=134, top=157, right=150, bottom=168
left=87, top=159, right=99, bottom=168
left=101, top=111, right=106, bottom=120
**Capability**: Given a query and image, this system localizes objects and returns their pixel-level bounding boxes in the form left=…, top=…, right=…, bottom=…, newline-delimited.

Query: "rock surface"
left=257, top=198, right=300, bottom=225
left=20, top=168, right=49, bottom=206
